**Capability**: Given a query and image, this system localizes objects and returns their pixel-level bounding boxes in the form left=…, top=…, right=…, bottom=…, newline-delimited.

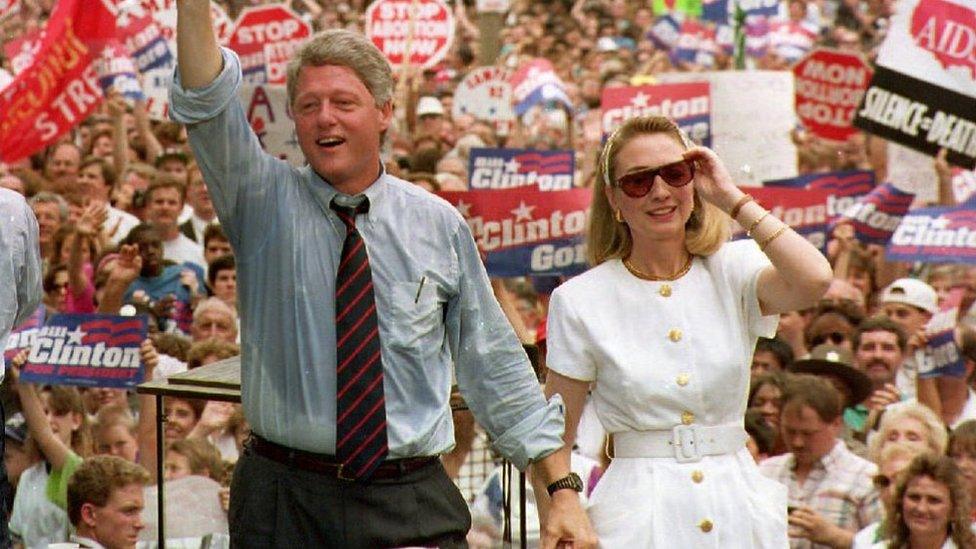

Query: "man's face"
left=134, top=233, right=164, bottom=277
left=780, top=403, right=839, bottom=467
left=881, top=302, right=931, bottom=337
left=45, top=143, right=80, bottom=187
left=855, top=330, right=904, bottom=387
left=87, top=483, right=145, bottom=549
left=191, top=309, right=237, bottom=343
left=145, top=187, right=183, bottom=230
left=212, top=269, right=237, bottom=306
left=292, top=64, right=392, bottom=192
left=31, top=201, right=62, bottom=244
left=78, top=164, right=109, bottom=203
left=186, top=176, right=214, bottom=219
left=204, top=238, right=232, bottom=265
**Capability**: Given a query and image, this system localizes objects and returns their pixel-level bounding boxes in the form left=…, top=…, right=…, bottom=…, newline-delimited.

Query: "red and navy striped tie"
left=331, top=198, right=388, bottom=480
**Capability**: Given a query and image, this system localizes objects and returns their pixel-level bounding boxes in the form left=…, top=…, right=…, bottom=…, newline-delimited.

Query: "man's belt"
left=248, top=434, right=438, bottom=481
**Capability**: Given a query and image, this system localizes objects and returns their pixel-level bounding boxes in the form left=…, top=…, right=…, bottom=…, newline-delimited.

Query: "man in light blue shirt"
left=0, top=187, right=43, bottom=548
left=170, top=2, right=593, bottom=547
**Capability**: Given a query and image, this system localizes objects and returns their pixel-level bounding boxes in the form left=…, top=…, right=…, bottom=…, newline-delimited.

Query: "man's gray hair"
left=286, top=29, right=393, bottom=108
left=28, top=191, right=69, bottom=221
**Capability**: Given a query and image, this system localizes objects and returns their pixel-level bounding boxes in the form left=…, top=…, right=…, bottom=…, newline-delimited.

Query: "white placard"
left=887, top=141, right=938, bottom=203
left=237, top=84, right=305, bottom=167
left=657, top=70, right=798, bottom=185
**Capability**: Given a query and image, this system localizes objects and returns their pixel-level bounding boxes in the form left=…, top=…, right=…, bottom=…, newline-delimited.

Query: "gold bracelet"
left=759, top=225, right=789, bottom=251
left=746, top=211, right=770, bottom=236
left=729, top=194, right=754, bottom=220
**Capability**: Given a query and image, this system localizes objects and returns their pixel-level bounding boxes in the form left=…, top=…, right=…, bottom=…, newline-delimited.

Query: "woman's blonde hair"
left=586, top=115, right=729, bottom=266
left=868, top=402, right=947, bottom=463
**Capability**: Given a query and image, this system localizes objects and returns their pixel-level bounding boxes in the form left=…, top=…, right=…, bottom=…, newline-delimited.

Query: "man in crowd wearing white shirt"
left=179, top=165, right=218, bottom=244
left=143, top=176, right=206, bottom=273
left=78, top=156, right=140, bottom=245
left=66, top=456, right=149, bottom=549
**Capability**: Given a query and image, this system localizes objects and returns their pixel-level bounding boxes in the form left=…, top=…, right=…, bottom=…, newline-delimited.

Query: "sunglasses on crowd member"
left=811, top=332, right=849, bottom=347
left=615, top=159, right=695, bottom=198
left=872, top=474, right=892, bottom=489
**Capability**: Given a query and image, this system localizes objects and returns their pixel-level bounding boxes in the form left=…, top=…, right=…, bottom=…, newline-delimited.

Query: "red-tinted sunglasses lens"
left=616, top=160, right=695, bottom=198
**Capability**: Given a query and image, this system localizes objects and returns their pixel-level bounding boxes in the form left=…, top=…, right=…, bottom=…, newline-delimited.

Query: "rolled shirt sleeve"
left=446, top=216, right=565, bottom=471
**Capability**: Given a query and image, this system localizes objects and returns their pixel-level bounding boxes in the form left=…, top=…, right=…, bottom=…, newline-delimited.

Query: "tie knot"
left=331, top=197, right=370, bottom=230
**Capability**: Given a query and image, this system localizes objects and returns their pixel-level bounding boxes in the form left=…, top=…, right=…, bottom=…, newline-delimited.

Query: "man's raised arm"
left=176, top=0, right=223, bottom=89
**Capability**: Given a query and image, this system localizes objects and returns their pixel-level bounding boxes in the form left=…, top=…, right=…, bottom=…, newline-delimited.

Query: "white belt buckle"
left=671, top=424, right=703, bottom=463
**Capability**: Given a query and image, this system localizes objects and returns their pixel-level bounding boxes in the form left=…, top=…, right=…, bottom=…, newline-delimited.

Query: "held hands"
left=541, top=490, right=597, bottom=549
left=681, top=147, right=743, bottom=214
left=788, top=506, right=851, bottom=547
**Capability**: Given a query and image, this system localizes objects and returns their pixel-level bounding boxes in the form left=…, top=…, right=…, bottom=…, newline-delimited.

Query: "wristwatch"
left=546, top=472, right=583, bottom=496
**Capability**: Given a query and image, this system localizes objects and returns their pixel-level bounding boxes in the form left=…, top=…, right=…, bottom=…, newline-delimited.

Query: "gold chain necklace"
left=623, top=255, right=694, bottom=281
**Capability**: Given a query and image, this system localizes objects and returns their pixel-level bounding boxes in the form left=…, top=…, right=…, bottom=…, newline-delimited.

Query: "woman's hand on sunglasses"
left=681, top=146, right=742, bottom=213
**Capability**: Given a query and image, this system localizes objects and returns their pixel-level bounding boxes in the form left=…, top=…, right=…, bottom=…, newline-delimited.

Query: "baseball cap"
left=416, top=96, right=445, bottom=117
left=880, top=278, right=938, bottom=314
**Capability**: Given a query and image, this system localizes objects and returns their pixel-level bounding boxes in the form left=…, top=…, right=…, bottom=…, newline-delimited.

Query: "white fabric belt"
left=613, top=424, right=748, bottom=463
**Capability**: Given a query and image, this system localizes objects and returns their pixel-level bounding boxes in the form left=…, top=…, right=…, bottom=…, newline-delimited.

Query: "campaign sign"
left=4, top=307, right=45, bottom=362
left=854, top=66, right=976, bottom=169
left=887, top=206, right=976, bottom=264
left=452, top=66, right=515, bottom=125
left=672, top=19, right=717, bottom=68
left=767, top=21, right=817, bottom=63
left=954, top=169, right=976, bottom=204
left=365, top=0, right=455, bottom=70
left=734, top=186, right=831, bottom=250
left=764, top=169, right=876, bottom=220
left=119, top=7, right=172, bottom=73
left=919, top=288, right=966, bottom=379
left=238, top=84, right=305, bottom=166
left=227, top=5, right=311, bottom=85
left=20, top=314, right=147, bottom=388
left=94, top=43, right=145, bottom=101
left=647, top=14, right=683, bottom=50
left=836, top=182, right=914, bottom=245
left=794, top=49, right=873, bottom=142
left=509, top=58, right=571, bottom=116
left=468, top=148, right=573, bottom=191
left=601, top=82, right=711, bottom=146
left=438, top=188, right=592, bottom=277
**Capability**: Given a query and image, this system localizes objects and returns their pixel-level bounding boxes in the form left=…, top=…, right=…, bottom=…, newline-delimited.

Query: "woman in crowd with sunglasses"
left=542, top=115, right=832, bottom=547
left=881, top=453, right=976, bottom=549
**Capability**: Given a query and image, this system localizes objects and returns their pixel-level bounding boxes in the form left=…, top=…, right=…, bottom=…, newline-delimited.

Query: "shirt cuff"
left=490, top=393, right=566, bottom=471
left=169, top=47, right=242, bottom=125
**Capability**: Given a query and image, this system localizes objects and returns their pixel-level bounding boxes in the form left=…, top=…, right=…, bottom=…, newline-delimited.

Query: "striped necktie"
left=331, top=197, right=388, bottom=480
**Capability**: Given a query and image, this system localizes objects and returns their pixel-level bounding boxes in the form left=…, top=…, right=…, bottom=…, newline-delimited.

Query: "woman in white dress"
left=542, top=115, right=833, bottom=547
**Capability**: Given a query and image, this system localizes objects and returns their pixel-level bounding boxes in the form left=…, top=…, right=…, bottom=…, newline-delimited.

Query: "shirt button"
left=699, top=519, right=713, bottom=533
left=668, top=328, right=683, bottom=342
left=676, top=373, right=690, bottom=387
left=691, top=470, right=704, bottom=483
left=681, top=411, right=695, bottom=425
left=659, top=284, right=672, bottom=297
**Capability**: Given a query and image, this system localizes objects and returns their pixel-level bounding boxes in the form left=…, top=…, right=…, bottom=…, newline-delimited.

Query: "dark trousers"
left=229, top=445, right=470, bottom=548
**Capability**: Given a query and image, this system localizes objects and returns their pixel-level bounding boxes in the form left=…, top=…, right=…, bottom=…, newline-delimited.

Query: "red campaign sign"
left=227, top=5, right=312, bottom=85
left=365, top=0, right=455, bottom=70
left=794, top=49, right=874, bottom=142
left=0, top=0, right=117, bottom=163
left=911, top=0, right=976, bottom=80
left=600, top=82, right=711, bottom=145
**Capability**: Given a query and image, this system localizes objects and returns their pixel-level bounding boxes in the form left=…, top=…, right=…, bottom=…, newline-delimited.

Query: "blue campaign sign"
left=20, top=314, right=147, bottom=389
left=467, top=148, right=574, bottom=191
left=837, top=182, right=914, bottom=245
left=919, top=288, right=966, bottom=379
left=887, top=206, right=976, bottom=265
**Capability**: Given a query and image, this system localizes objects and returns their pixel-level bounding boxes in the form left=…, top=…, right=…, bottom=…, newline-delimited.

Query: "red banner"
left=0, top=0, right=118, bottom=162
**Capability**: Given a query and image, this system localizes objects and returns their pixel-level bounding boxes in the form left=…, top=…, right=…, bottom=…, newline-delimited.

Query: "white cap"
left=416, top=96, right=445, bottom=117
left=880, top=278, right=938, bottom=314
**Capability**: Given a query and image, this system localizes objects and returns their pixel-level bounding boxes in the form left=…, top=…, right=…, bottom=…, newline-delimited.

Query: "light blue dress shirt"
left=0, top=188, right=42, bottom=377
left=169, top=49, right=564, bottom=468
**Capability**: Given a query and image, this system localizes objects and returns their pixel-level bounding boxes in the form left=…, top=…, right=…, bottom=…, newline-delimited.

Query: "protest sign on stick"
left=793, top=49, right=873, bottom=142
left=365, top=0, right=455, bottom=70
left=227, top=4, right=312, bottom=84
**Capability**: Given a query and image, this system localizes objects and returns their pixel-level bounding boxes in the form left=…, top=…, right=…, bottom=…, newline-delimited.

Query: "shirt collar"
left=789, top=439, right=843, bottom=472
left=309, top=161, right=387, bottom=230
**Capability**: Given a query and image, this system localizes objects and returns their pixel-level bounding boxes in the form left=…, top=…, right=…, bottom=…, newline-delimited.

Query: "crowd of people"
left=1, top=0, right=975, bottom=547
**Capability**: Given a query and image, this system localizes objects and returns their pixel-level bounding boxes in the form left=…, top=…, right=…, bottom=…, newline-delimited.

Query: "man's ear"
left=81, top=502, right=98, bottom=528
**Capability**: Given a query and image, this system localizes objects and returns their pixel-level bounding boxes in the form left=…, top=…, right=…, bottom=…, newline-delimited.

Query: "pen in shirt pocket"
left=415, top=276, right=427, bottom=303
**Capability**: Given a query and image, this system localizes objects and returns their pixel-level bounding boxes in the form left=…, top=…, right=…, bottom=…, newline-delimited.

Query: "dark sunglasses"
left=872, top=474, right=892, bottom=489
left=811, top=332, right=849, bottom=347
left=615, top=159, right=695, bottom=198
